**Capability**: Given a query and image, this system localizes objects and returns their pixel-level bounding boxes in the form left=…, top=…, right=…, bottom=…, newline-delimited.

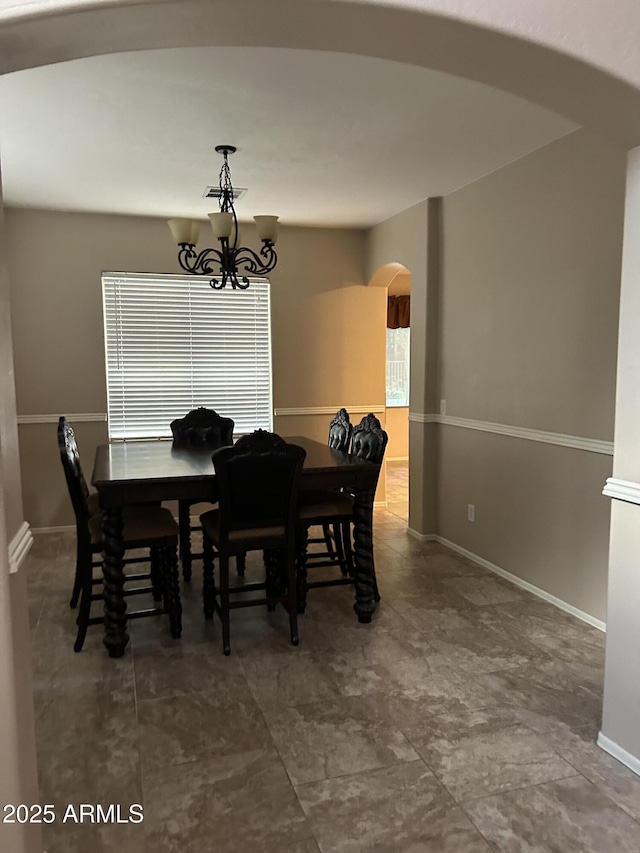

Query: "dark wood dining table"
left=92, top=435, right=380, bottom=657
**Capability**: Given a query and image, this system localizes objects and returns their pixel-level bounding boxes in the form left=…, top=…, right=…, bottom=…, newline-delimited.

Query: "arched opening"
left=370, top=262, right=411, bottom=521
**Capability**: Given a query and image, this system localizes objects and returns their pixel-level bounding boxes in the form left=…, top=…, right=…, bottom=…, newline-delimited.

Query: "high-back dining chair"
left=296, top=412, right=388, bottom=613
left=199, top=430, right=306, bottom=655
left=170, top=407, right=236, bottom=580
left=304, top=407, right=354, bottom=572
left=58, top=417, right=182, bottom=651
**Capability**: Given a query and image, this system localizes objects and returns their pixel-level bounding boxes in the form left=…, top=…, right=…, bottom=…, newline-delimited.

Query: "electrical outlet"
left=467, top=504, right=475, bottom=522
left=440, top=399, right=446, bottom=415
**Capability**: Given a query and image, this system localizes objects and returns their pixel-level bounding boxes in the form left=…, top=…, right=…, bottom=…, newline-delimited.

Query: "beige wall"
left=0, top=171, right=41, bottom=853
left=7, top=208, right=386, bottom=528
left=438, top=129, right=626, bottom=620
left=385, top=406, right=409, bottom=459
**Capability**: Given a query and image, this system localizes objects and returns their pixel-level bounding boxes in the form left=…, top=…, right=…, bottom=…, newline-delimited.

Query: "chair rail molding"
left=409, top=413, right=613, bottom=455
left=408, top=412, right=437, bottom=424
left=18, top=413, right=107, bottom=424
left=8, top=521, right=33, bottom=574
left=602, top=477, right=640, bottom=505
left=274, top=405, right=385, bottom=417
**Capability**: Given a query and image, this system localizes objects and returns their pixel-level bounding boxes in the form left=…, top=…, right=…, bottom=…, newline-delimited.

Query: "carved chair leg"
left=202, top=532, right=215, bottom=621
left=150, top=546, right=164, bottom=601
left=73, top=559, right=94, bottom=653
left=265, top=549, right=277, bottom=611
left=69, top=537, right=85, bottom=609
left=179, top=500, right=193, bottom=582
left=342, top=521, right=354, bottom=577
left=372, top=564, right=381, bottom=603
left=296, top=524, right=309, bottom=614
left=219, top=551, right=231, bottom=656
left=321, top=523, right=337, bottom=559
left=236, top=551, right=247, bottom=576
left=161, top=544, right=182, bottom=639
left=286, top=546, right=299, bottom=647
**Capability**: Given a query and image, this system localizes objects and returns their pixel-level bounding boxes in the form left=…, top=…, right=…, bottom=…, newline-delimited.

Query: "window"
left=386, top=326, right=410, bottom=407
left=102, top=272, right=272, bottom=439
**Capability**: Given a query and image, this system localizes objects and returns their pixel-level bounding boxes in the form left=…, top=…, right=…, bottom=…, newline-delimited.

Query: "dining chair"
left=199, top=430, right=306, bottom=655
left=296, top=412, right=387, bottom=613
left=170, top=407, right=240, bottom=580
left=58, top=417, right=182, bottom=651
left=304, top=407, right=354, bottom=573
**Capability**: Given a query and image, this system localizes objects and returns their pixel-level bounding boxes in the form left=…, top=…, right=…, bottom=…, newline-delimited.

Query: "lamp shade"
left=168, top=218, right=197, bottom=245
left=208, top=212, right=233, bottom=240
left=254, top=215, right=279, bottom=244
left=189, top=221, right=201, bottom=245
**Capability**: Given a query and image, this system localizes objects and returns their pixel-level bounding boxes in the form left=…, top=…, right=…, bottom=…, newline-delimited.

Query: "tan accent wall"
left=438, top=129, right=626, bottom=619
left=367, top=199, right=439, bottom=534
left=385, top=406, right=409, bottom=459
left=6, top=208, right=385, bottom=528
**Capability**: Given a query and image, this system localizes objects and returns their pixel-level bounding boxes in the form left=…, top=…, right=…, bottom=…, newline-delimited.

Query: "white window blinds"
left=102, top=272, right=273, bottom=440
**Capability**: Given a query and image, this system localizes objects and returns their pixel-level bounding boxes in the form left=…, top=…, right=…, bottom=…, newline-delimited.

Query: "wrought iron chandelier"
left=168, top=146, right=279, bottom=290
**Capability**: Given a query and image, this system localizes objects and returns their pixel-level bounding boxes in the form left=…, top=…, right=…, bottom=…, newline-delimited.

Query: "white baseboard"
left=387, top=456, right=409, bottom=462
left=8, top=522, right=33, bottom=573
left=32, top=525, right=75, bottom=535
left=408, top=527, right=437, bottom=542
left=406, top=530, right=606, bottom=632
left=437, top=536, right=606, bottom=632
left=597, top=732, right=640, bottom=778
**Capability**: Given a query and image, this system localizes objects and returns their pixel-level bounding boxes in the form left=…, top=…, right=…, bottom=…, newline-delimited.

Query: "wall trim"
left=32, top=525, right=75, bottom=535
left=603, top=477, right=640, bottom=505
left=274, top=405, right=385, bottom=417
left=387, top=456, right=409, bottom=462
left=409, top=413, right=613, bottom=455
left=408, top=412, right=437, bottom=424
left=409, top=532, right=606, bottom=632
left=8, top=522, right=33, bottom=574
left=597, top=732, right=640, bottom=779
left=18, top=413, right=107, bottom=425
left=407, top=528, right=437, bottom=541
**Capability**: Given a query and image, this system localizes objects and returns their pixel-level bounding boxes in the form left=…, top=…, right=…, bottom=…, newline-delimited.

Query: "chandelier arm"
left=233, top=244, right=278, bottom=277
left=177, top=245, right=225, bottom=276
left=209, top=269, right=250, bottom=290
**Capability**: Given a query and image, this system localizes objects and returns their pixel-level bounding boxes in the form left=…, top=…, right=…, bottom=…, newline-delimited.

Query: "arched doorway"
left=370, top=262, right=412, bottom=521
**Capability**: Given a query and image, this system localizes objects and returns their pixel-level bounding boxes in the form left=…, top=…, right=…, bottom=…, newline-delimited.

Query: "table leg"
left=101, top=506, right=129, bottom=657
left=351, top=485, right=377, bottom=623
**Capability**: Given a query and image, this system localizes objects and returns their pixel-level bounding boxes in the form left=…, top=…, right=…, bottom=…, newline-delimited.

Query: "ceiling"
left=0, top=46, right=577, bottom=228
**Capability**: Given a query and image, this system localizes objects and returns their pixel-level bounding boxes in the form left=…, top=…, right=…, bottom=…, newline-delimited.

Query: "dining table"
left=92, top=435, right=381, bottom=657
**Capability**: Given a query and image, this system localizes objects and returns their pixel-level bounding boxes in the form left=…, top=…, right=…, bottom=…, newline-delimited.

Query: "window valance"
left=387, top=295, right=410, bottom=329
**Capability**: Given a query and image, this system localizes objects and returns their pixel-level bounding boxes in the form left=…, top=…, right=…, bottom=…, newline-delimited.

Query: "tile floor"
left=26, top=463, right=640, bottom=851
